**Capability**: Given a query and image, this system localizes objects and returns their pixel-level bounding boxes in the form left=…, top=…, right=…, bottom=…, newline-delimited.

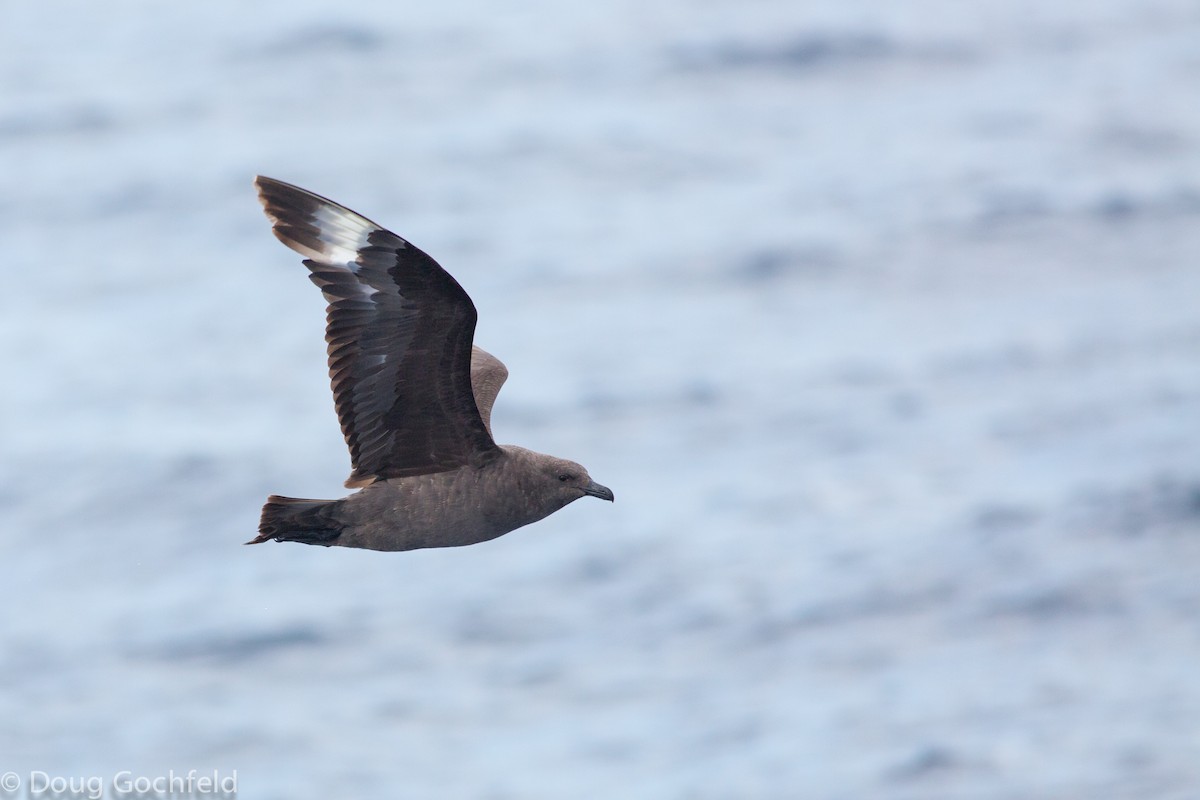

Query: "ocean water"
left=2, top=1, right=1199, bottom=797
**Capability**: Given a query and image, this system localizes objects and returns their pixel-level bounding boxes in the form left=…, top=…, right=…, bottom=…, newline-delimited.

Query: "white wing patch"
left=308, top=202, right=378, bottom=268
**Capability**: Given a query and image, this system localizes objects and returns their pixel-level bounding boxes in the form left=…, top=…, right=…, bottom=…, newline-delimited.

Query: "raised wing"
left=469, top=345, right=508, bottom=437
left=255, top=176, right=501, bottom=487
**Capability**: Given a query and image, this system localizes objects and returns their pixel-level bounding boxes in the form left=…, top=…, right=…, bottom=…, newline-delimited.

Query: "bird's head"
left=540, top=457, right=614, bottom=507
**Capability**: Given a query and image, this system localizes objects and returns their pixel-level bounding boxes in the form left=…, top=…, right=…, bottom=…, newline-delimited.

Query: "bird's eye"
left=558, top=474, right=573, bottom=482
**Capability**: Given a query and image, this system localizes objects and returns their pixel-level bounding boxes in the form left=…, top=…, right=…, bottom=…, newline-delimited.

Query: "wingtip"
left=253, top=175, right=292, bottom=213
left=253, top=174, right=282, bottom=195
left=252, top=176, right=273, bottom=215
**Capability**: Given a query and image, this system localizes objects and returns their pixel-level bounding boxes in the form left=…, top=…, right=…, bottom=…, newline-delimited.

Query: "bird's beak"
left=583, top=480, right=614, bottom=502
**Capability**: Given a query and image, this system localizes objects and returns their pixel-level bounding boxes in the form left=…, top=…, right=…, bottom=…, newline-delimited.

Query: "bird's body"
left=260, top=446, right=599, bottom=551
left=248, top=177, right=612, bottom=552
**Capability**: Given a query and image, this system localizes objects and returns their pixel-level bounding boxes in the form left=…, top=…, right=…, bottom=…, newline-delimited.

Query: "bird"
left=247, top=177, right=613, bottom=551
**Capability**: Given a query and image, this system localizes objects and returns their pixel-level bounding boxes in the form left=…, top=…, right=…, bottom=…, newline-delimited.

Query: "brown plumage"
left=248, top=177, right=612, bottom=552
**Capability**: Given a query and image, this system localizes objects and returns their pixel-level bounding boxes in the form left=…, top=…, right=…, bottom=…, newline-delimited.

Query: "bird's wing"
left=469, top=345, right=508, bottom=437
left=255, top=176, right=501, bottom=487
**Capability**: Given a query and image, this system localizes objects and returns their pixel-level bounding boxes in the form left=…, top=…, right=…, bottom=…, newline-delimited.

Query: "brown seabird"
left=247, top=177, right=613, bottom=551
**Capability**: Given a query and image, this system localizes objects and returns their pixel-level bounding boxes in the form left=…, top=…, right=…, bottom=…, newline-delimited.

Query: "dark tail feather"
left=247, top=495, right=343, bottom=546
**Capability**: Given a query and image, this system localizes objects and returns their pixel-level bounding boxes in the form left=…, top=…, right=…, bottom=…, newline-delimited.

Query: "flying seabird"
left=247, top=177, right=613, bottom=551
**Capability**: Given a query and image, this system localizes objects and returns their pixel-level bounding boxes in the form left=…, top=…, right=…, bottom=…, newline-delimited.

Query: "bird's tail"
left=247, top=495, right=343, bottom=546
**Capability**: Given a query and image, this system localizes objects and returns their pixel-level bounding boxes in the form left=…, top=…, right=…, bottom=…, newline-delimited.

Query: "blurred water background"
left=2, top=1, right=1199, bottom=797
